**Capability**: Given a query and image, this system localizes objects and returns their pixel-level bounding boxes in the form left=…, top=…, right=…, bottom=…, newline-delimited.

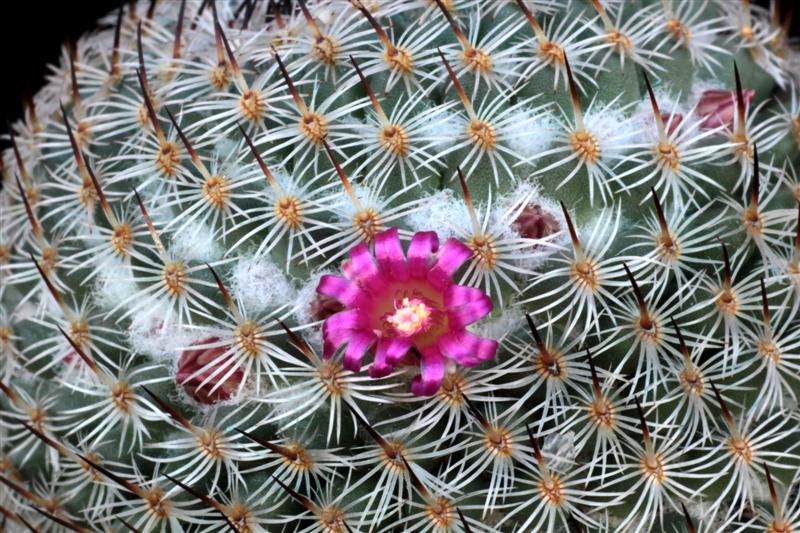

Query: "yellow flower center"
left=384, top=297, right=436, bottom=337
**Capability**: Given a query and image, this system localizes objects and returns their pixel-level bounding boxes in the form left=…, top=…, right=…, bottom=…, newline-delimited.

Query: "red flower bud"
left=513, top=204, right=560, bottom=241
left=696, top=89, right=754, bottom=129
left=176, top=338, right=243, bottom=404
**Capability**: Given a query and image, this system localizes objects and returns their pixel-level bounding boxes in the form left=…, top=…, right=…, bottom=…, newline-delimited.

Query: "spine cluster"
left=1, top=0, right=800, bottom=532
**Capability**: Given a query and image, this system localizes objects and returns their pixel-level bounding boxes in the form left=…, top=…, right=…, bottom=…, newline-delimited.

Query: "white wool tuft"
left=586, top=106, right=644, bottom=159
left=294, top=271, right=327, bottom=325
left=403, top=189, right=470, bottom=239
left=93, top=261, right=140, bottom=310
left=169, top=222, right=223, bottom=262
left=230, top=255, right=297, bottom=314
left=505, top=109, right=558, bottom=160
left=127, top=302, right=208, bottom=360
left=293, top=270, right=335, bottom=350
left=690, top=79, right=724, bottom=106
left=418, top=108, right=461, bottom=151
left=469, top=304, right=523, bottom=341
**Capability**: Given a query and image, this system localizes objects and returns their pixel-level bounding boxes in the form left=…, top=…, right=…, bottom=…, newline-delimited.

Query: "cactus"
left=1, top=0, right=800, bottom=531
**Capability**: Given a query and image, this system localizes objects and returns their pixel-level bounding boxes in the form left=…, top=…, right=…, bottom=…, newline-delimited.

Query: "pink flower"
left=696, top=89, right=754, bottom=130
left=176, top=338, right=244, bottom=404
left=316, top=227, right=498, bottom=396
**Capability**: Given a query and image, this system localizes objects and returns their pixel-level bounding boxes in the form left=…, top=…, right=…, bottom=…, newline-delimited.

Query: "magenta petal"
left=411, top=347, right=446, bottom=396
left=322, top=310, right=369, bottom=358
left=375, top=228, right=409, bottom=281
left=407, top=231, right=439, bottom=279
left=444, top=286, right=493, bottom=329
left=342, top=243, right=382, bottom=290
left=342, top=331, right=376, bottom=373
left=438, top=330, right=498, bottom=367
left=369, top=337, right=411, bottom=378
left=427, top=238, right=472, bottom=290
left=317, top=275, right=367, bottom=308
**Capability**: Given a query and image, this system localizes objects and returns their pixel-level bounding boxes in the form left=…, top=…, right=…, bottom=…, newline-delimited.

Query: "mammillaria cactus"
left=2, top=0, right=800, bottom=531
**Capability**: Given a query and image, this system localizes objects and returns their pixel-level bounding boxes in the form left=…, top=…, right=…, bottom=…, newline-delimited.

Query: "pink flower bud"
left=512, top=204, right=560, bottom=241
left=696, top=89, right=754, bottom=129
left=176, top=338, right=243, bottom=404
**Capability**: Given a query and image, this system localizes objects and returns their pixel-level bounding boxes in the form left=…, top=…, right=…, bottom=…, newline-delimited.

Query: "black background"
left=0, top=0, right=796, bottom=143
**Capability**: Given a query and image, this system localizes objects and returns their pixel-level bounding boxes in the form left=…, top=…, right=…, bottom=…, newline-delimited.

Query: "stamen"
left=383, top=296, right=437, bottom=337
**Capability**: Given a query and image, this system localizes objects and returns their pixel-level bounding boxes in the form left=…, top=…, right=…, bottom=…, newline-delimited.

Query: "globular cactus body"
left=1, top=0, right=800, bottom=532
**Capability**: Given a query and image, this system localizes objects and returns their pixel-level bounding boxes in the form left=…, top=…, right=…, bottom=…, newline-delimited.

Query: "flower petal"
left=407, top=231, right=439, bottom=279
left=322, top=309, right=370, bottom=358
left=438, top=330, right=498, bottom=367
left=342, top=243, right=382, bottom=290
left=427, top=238, right=472, bottom=290
left=369, top=337, right=411, bottom=378
left=375, top=228, right=409, bottom=281
left=444, top=285, right=493, bottom=329
left=342, top=331, right=376, bottom=373
left=411, top=346, right=446, bottom=396
left=317, top=275, right=368, bottom=308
